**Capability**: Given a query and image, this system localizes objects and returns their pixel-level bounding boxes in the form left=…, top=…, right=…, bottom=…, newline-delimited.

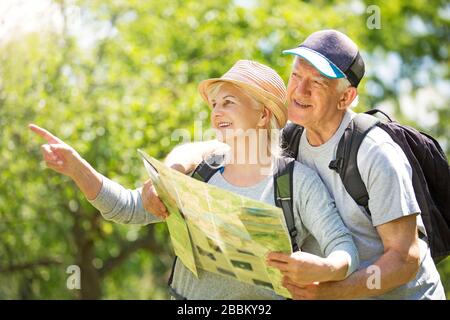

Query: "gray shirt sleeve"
left=88, top=175, right=163, bottom=225
left=292, top=162, right=360, bottom=278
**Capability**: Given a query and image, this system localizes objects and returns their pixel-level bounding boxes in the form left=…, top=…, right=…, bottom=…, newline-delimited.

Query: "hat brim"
left=198, top=78, right=287, bottom=127
left=282, top=47, right=346, bottom=79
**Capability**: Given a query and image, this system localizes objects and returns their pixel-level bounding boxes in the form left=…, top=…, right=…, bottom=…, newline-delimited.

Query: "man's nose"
left=294, top=79, right=311, bottom=97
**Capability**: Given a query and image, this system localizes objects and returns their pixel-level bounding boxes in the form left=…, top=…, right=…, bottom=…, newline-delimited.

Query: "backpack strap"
left=364, top=108, right=394, bottom=122
left=167, top=156, right=224, bottom=295
left=274, top=157, right=299, bottom=252
left=191, top=154, right=226, bottom=181
left=331, top=112, right=433, bottom=246
left=329, top=113, right=380, bottom=215
left=281, top=123, right=304, bottom=159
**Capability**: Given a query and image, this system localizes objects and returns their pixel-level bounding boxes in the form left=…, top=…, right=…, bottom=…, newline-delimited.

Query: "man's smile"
left=293, top=99, right=313, bottom=109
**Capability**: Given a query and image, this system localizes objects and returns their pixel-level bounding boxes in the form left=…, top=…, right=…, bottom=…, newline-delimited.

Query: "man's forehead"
left=292, top=58, right=325, bottom=78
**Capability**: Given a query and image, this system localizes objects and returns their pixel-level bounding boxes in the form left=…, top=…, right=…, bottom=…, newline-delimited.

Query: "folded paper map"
left=138, top=149, right=293, bottom=298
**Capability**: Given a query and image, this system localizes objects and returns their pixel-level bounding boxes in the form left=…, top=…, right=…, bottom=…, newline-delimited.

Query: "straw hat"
left=198, top=60, right=287, bottom=128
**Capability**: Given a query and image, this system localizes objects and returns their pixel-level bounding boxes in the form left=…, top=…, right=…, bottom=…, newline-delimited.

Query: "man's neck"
left=306, top=112, right=346, bottom=146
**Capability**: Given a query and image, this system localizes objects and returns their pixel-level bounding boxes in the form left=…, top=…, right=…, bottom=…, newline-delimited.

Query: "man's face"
left=287, top=58, right=343, bottom=130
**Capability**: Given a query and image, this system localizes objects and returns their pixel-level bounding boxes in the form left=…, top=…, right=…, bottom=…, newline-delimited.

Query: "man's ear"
left=338, top=87, right=358, bottom=110
left=258, top=107, right=271, bottom=127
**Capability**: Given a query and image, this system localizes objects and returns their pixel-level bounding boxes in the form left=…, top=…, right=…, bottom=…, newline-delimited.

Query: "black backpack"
left=281, top=109, right=450, bottom=263
left=167, top=156, right=299, bottom=297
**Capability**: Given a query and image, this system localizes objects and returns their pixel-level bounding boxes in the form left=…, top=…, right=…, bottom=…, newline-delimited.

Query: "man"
left=145, top=30, right=446, bottom=299
left=264, top=29, right=445, bottom=299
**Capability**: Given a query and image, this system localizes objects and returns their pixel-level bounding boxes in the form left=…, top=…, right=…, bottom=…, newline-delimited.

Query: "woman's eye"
left=212, top=103, right=216, bottom=108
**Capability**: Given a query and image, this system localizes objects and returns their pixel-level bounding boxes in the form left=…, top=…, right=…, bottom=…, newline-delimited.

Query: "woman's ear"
left=257, top=107, right=271, bottom=127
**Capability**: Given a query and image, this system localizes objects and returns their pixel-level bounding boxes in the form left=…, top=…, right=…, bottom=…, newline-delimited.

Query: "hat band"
left=345, top=51, right=362, bottom=87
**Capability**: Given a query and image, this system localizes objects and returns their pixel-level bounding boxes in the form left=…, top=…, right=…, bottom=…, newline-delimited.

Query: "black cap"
left=283, top=30, right=365, bottom=87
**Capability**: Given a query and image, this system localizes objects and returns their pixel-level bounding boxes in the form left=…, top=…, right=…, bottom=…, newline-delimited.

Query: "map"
left=138, top=149, right=293, bottom=298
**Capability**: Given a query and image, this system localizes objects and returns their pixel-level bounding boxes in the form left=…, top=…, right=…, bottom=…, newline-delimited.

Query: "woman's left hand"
left=266, top=251, right=332, bottom=286
left=142, top=179, right=168, bottom=219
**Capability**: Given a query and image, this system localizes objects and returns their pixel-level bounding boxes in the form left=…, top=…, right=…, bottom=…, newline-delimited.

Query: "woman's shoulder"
left=290, top=159, right=320, bottom=180
left=275, top=157, right=322, bottom=187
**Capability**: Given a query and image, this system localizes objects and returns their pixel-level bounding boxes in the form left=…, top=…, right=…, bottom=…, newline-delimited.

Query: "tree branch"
left=0, top=257, right=63, bottom=273
left=99, top=225, right=165, bottom=277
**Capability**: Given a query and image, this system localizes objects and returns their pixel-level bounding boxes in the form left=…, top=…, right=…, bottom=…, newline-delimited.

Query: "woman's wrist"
left=323, top=252, right=350, bottom=282
left=70, top=158, right=103, bottom=200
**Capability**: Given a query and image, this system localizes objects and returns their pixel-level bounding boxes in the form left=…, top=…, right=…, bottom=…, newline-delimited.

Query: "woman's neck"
left=222, top=163, right=271, bottom=187
left=221, top=138, right=272, bottom=187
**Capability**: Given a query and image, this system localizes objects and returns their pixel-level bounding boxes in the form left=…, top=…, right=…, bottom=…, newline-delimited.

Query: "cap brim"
left=282, top=47, right=345, bottom=79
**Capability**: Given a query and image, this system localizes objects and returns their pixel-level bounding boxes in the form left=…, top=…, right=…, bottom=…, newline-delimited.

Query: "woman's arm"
left=29, top=124, right=165, bottom=224
left=70, top=156, right=103, bottom=200
left=267, top=162, right=359, bottom=286
left=88, top=176, right=163, bottom=225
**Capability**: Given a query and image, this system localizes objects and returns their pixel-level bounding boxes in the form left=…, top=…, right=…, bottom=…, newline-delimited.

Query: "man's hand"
left=280, top=215, right=421, bottom=300
left=164, top=140, right=229, bottom=174
left=282, top=277, right=339, bottom=300
left=142, top=179, right=168, bottom=219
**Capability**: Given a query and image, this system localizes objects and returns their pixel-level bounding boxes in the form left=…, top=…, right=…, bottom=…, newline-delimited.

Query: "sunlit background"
left=0, top=0, right=449, bottom=299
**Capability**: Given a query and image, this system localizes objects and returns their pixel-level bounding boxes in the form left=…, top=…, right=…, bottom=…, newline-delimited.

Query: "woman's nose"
left=211, top=105, right=224, bottom=116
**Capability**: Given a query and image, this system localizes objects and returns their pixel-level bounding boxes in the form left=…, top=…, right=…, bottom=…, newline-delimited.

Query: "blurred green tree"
left=0, top=0, right=448, bottom=299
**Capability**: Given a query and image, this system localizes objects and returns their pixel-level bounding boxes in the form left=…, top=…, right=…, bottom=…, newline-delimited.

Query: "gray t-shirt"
left=89, top=161, right=359, bottom=300
left=296, top=110, right=445, bottom=300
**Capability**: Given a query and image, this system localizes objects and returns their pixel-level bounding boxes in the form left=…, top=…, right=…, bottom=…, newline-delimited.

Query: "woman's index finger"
left=28, top=124, right=63, bottom=144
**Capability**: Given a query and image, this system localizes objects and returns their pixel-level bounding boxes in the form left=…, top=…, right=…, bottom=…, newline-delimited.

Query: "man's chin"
left=287, top=111, right=307, bottom=127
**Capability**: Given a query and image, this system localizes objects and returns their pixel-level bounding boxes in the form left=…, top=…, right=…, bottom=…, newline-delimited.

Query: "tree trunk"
left=72, top=212, right=102, bottom=300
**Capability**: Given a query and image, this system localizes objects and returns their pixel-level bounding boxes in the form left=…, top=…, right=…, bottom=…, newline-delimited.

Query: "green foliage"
left=0, top=0, right=448, bottom=299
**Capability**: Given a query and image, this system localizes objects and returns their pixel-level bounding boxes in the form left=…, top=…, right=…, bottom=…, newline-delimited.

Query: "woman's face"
left=209, top=83, right=265, bottom=143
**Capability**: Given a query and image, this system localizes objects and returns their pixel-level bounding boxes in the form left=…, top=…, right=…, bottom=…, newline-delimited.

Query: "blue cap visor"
left=282, top=47, right=346, bottom=79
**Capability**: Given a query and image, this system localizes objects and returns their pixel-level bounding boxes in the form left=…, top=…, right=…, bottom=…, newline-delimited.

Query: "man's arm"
left=284, top=214, right=420, bottom=299
left=164, top=140, right=229, bottom=173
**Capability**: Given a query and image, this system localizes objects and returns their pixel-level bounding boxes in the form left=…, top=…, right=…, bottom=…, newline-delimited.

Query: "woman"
left=30, top=60, right=359, bottom=300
